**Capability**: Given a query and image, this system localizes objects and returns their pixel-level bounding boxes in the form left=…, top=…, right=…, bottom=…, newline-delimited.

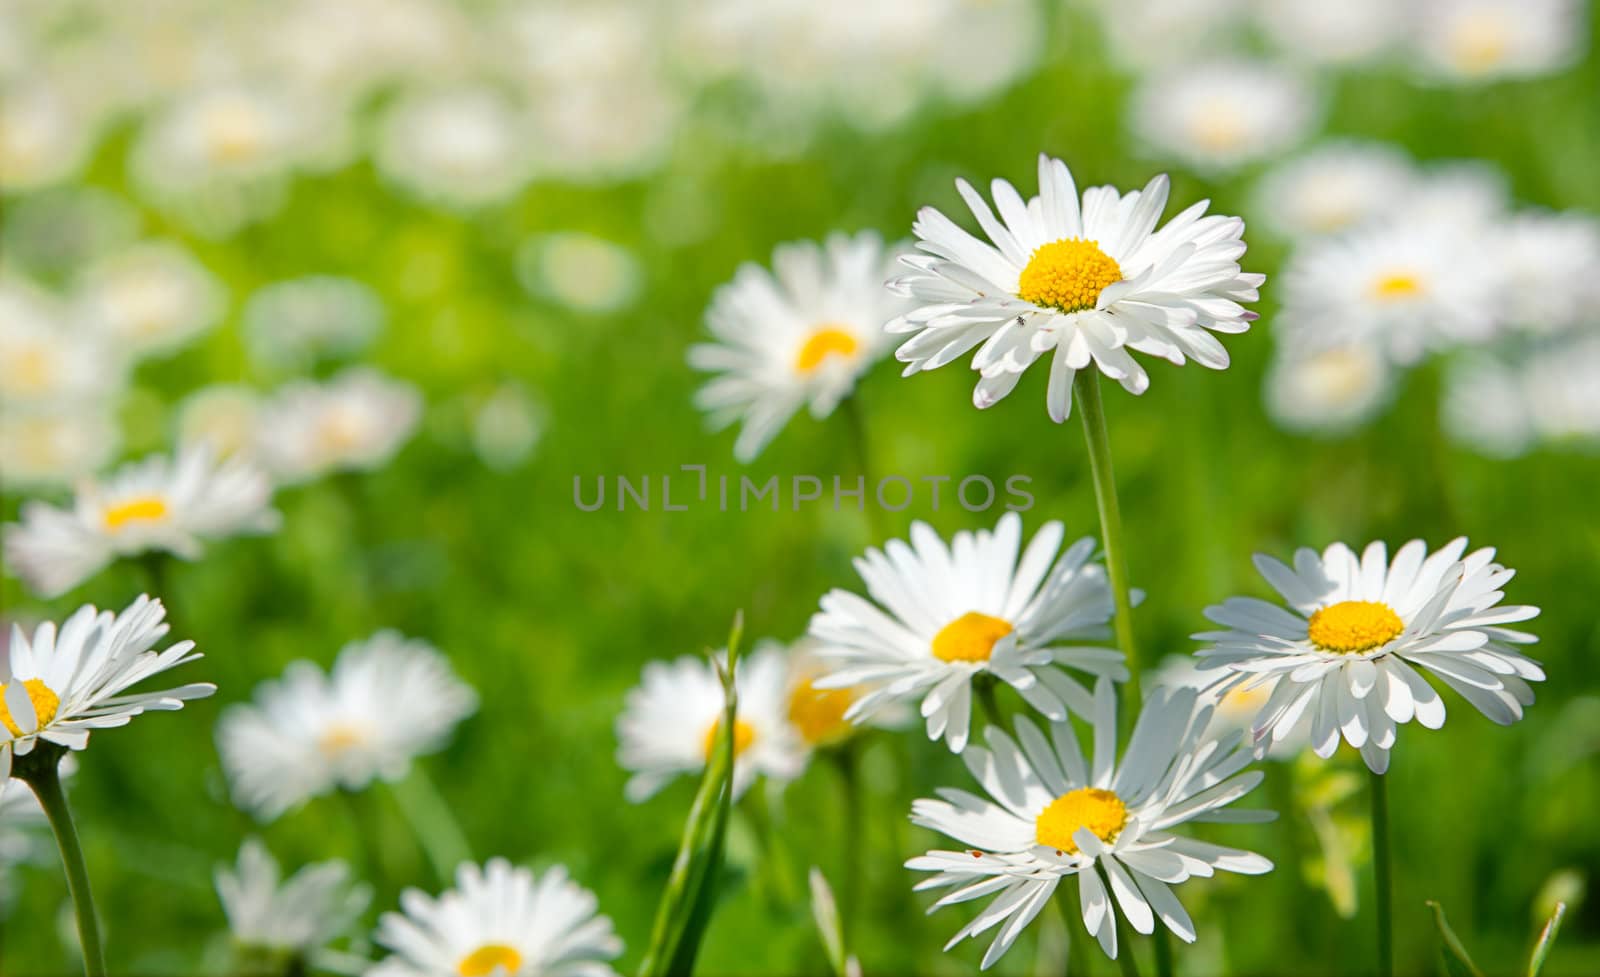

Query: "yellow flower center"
left=787, top=679, right=855, bottom=747
left=931, top=611, right=1013, bottom=664
left=317, top=410, right=366, bottom=455
left=1035, top=787, right=1128, bottom=853
left=701, top=717, right=757, bottom=760
left=1307, top=600, right=1405, bottom=654
left=0, top=679, right=60, bottom=736
left=1017, top=238, right=1123, bottom=314
left=10, top=345, right=57, bottom=394
left=206, top=104, right=267, bottom=164
left=794, top=325, right=860, bottom=373
left=1191, top=103, right=1247, bottom=153
left=1370, top=271, right=1425, bottom=302
left=1450, top=15, right=1509, bottom=73
left=457, top=943, right=523, bottom=977
left=102, top=495, right=170, bottom=531
left=317, top=724, right=366, bottom=755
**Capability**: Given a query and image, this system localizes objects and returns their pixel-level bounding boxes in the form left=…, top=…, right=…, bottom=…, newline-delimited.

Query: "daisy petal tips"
left=1194, top=538, right=1544, bottom=773
left=888, top=153, right=1263, bottom=421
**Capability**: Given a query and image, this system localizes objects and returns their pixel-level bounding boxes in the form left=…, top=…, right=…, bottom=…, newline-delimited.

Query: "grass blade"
left=1527, top=902, right=1567, bottom=977
left=1427, top=900, right=1484, bottom=977
left=637, top=612, right=744, bottom=977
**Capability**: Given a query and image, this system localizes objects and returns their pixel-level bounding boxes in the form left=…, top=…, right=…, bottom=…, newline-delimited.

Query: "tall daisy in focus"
left=255, top=368, right=423, bottom=485
left=1195, top=537, right=1543, bottom=974
left=616, top=645, right=806, bottom=803
left=2, top=595, right=214, bottom=975
left=216, top=839, right=371, bottom=974
left=3, top=444, right=280, bottom=598
left=369, top=859, right=622, bottom=977
left=808, top=513, right=1126, bottom=753
left=908, top=679, right=1273, bottom=967
left=689, top=231, right=907, bottom=462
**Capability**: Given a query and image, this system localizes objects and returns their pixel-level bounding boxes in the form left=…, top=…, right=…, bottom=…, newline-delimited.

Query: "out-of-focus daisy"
left=0, top=595, right=214, bottom=779
left=889, top=154, right=1262, bottom=420
left=369, top=859, right=622, bottom=977
left=4, top=445, right=279, bottom=598
left=0, top=82, right=93, bottom=192
left=0, top=406, right=121, bottom=493
left=515, top=232, right=642, bottom=315
left=1252, top=142, right=1417, bottom=239
left=255, top=368, right=423, bottom=485
left=177, top=385, right=264, bottom=459
left=1397, top=161, right=1508, bottom=230
left=0, top=279, right=122, bottom=408
left=1443, top=335, right=1600, bottom=457
left=376, top=86, right=531, bottom=211
left=1084, top=0, right=1248, bottom=72
left=1131, top=59, right=1319, bottom=173
left=216, top=839, right=370, bottom=966
left=1253, top=0, right=1405, bottom=65
left=0, top=188, right=141, bottom=276
left=1276, top=220, right=1496, bottom=365
left=808, top=513, right=1127, bottom=753
left=242, top=275, right=384, bottom=372
left=217, top=631, right=477, bottom=820
left=471, top=384, right=545, bottom=472
left=783, top=639, right=879, bottom=751
left=1414, top=0, right=1585, bottom=83
left=1493, top=211, right=1600, bottom=334
left=1152, top=654, right=1307, bottom=756
left=616, top=646, right=806, bottom=803
left=908, top=679, right=1273, bottom=966
left=689, top=231, right=905, bottom=462
left=1195, top=538, right=1544, bottom=772
left=74, top=241, right=227, bottom=361
left=1264, top=342, right=1394, bottom=436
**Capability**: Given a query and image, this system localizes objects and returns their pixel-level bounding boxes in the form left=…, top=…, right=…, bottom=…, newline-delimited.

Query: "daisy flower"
left=616, top=645, right=806, bottom=803
left=1195, top=538, right=1544, bottom=773
left=177, top=385, right=264, bottom=460
left=1443, top=335, right=1600, bottom=457
left=1264, top=342, right=1394, bottom=436
left=0, top=406, right=120, bottom=493
left=3, top=444, right=280, bottom=598
left=1493, top=210, right=1600, bottom=335
left=0, top=81, right=93, bottom=192
left=1151, top=655, right=1308, bottom=756
left=1275, top=219, right=1497, bottom=365
left=369, top=859, right=622, bottom=977
left=1130, top=58, right=1320, bottom=173
left=255, top=368, right=423, bottom=485
left=0, top=278, right=122, bottom=408
left=242, top=275, right=384, bottom=372
left=688, top=231, right=906, bottom=462
left=216, top=839, right=371, bottom=964
left=888, top=154, right=1263, bottom=421
left=1252, top=142, right=1417, bottom=240
left=375, top=85, right=532, bottom=211
left=217, top=631, right=477, bottom=820
left=1, top=595, right=215, bottom=780
left=908, top=679, right=1273, bottom=967
left=1414, top=0, right=1585, bottom=84
left=1253, top=0, right=1405, bottom=66
left=781, top=638, right=901, bottom=751
left=807, top=513, right=1127, bottom=753
left=516, top=233, right=641, bottom=315
left=73, top=241, right=227, bottom=361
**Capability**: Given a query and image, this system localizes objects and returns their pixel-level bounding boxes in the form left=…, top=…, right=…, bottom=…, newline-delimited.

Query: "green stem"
left=742, top=788, right=798, bottom=906
left=1072, top=372, right=1141, bottom=705
left=17, top=749, right=106, bottom=977
left=1114, top=915, right=1142, bottom=977
left=974, top=677, right=1005, bottom=730
left=1152, top=928, right=1173, bottom=977
left=830, top=745, right=863, bottom=938
left=388, top=765, right=473, bottom=885
left=1055, top=880, right=1092, bottom=977
left=1369, top=767, right=1393, bottom=977
left=842, top=395, right=888, bottom=542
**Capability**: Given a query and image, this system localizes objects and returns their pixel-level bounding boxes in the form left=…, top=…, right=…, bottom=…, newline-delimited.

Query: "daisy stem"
left=1152, top=929, right=1174, bottom=977
left=830, top=743, right=863, bottom=937
left=17, top=751, right=106, bottom=977
left=1071, top=372, right=1141, bottom=707
left=1369, top=768, right=1394, bottom=977
left=974, top=676, right=1005, bottom=729
left=742, top=787, right=799, bottom=906
left=1114, top=916, right=1142, bottom=977
left=842, top=394, right=887, bottom=542
left=1054, top=882, right=1093, bottom=977
left=389, top=765, right=473, bottom=885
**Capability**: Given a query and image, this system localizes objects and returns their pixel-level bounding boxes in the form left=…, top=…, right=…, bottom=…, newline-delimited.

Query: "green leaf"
left=808, top=867, right=848, bottom=977
left=637, top=611, right=744, bottom=977
left=1427, top=900, right=1484, bottom=977
left=1527, top=901, right=1567, bottom=977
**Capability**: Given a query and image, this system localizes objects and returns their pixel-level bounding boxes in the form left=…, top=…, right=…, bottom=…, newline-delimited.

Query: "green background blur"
left=3, top=6, right=1600, bottom=976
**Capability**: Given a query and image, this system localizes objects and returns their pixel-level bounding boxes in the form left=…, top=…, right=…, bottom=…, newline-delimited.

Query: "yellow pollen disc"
left=702, top=717, right=757, bottom=760
left=1035, top=787, right=1128, bottom=853
left=317, top=724, right=366, bottom=755
left=12, top=346, right=57, bottom=394
left=206, top=107, right=266, bottom=164
left=1191, top=105, right=1247, bottom=153
left=0, top=679, right=60, bottom=736
left=1451, top=17, right=1509, bottom=73
left=787, top=679, right=855, bottom=747
left=931, top=611, right=1013, bottom=664
left=794, top=326, right=860, bottom=373
left=1307, top=600, right=1405, bottom=654
left=1370, top=271, right=1425, bottom=301
left=1017, top=238, right=1123, bottom=314
left=102, top=495, right=170, bottom=531
left=457, top=943, right=523, bottom=977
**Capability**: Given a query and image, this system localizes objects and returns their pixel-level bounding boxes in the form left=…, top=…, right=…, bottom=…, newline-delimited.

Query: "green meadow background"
left=4, top=7, right=1600, bottom=976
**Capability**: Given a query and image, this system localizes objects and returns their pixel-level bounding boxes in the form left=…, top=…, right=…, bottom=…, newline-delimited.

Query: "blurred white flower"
left=1264, top=342, right=1394, bottom=436
left=1395, top=160, right=1509, bottom=230
left=74, top=241, right=227, bottom=361
left=217, top=631, right=477, bottom=821
left=890, top=154, right=1262, bottom=420
left=1443, top=335, right=1600, bottom=457
left=1085, top=0, right=1249, bottom=72
left=689, top=231, right=905, bottom=462
left=1253, top=0, right=1405, bottom=65
left=516, top=233, right=641, bottom=315
left=1131, top=58, right=1320, bottom=173
left=0, top=278, right=123, bottom=408
left=369, top=860, right=622, bottom=977
left=260, top=0, right=472, bottom=104
left=243, top=275, right=384, bottom=372
left=177, top=385, right=264, bottom=460
left=216, top=839, right=370, bottom=960
left=1253, top=142, right=1417, bottom=239
left=255, top=368, right=423, bottom=485
left=1493, top=211, right=1600, bottom=334
left=376, top=85, right=531, bottom=210
left=808, top=513, right=1126, bottom=753
left=616, top=646, right=806, bottom=803
left=1414, top=0, right=1585, bottom=83
left=1152, top=654, right=1308, bottom=756
left=3, top=444, right=280, bottom=598
left=0, top=595, right=215, bottom=780
left=470, top=384, right=544, bottom=472
left=528, top=76, right=684, bottom=183
left=0, top=406, right=121, bottom=493
left=0, top=81, right=94, bottom=192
